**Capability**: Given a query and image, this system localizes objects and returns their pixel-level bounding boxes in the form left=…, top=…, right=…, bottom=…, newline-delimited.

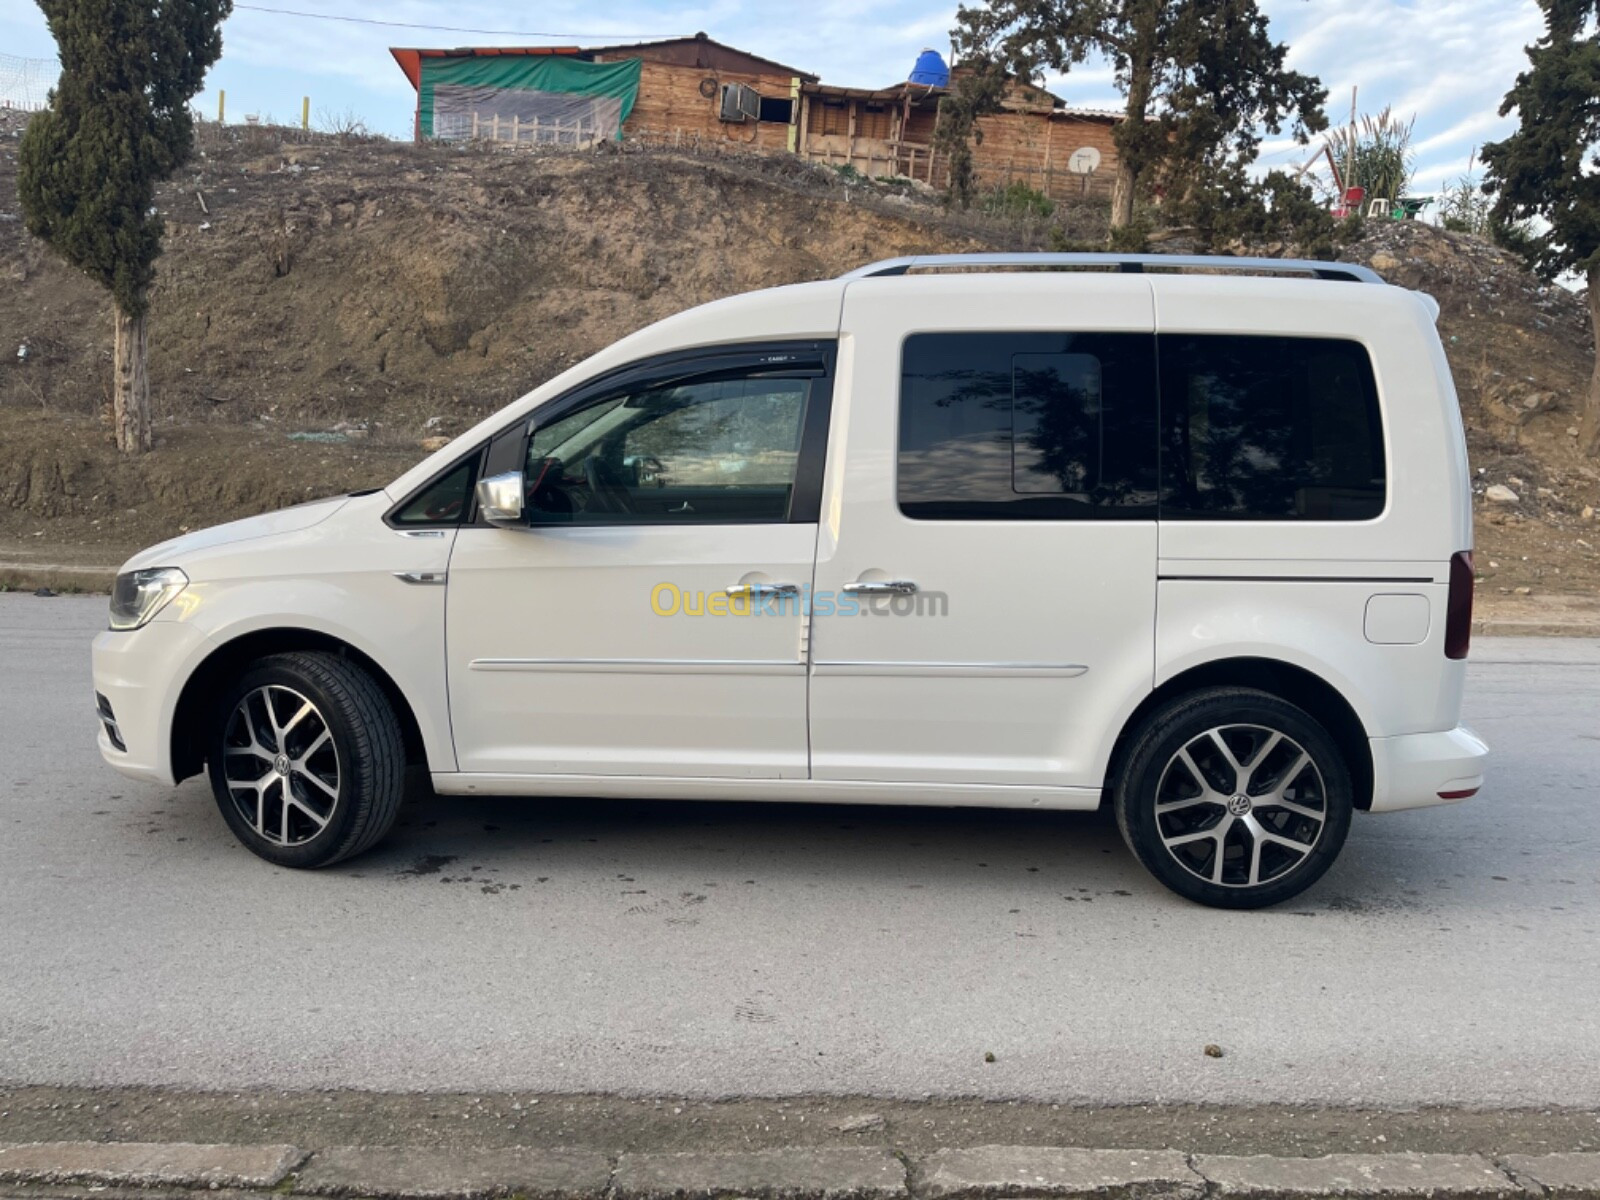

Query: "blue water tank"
left=908, top=49, right=950, bottom=88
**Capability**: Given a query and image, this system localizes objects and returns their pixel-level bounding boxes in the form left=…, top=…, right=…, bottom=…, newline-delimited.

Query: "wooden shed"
left=391, top=35, right=1123, bottom=203
left=393, top=34, right=816, bottom=152
left=590, top=34, right=816, bottom=152
left=798, top=82, right=945, bottom=181
left=796, top=71, right=1123, bottom=201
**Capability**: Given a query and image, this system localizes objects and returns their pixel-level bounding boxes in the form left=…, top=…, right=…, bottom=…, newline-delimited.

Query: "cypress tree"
left=1481, top=1, right=1600, bottom=457
left=18, top=0, right=232, bottom=454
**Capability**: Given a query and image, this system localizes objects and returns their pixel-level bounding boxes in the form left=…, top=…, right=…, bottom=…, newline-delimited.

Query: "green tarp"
left=418, top=55, right=642, bottom=140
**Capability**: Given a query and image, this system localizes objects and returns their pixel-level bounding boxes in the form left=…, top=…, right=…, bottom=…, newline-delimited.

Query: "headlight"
left=109, top=567, right=189, bottom=631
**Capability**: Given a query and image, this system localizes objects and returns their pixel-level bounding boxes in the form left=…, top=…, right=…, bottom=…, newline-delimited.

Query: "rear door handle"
left=843, top=580, right=918, bottom=596
left=726, top=582, right=801, bottom=599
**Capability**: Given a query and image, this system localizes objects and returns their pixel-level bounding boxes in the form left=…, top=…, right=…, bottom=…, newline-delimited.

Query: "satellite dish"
left=1068, top=146, right=1101, bottom=175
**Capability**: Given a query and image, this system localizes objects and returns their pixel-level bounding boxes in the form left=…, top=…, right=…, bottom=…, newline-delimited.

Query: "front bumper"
left=1368, top=724, right=1489, bottom=813
left=92, top=619, right=209, bottom=786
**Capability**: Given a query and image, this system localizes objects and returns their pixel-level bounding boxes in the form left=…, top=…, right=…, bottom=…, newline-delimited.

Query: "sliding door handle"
left=843, top=580, right=918, bottom=596
left=725, top=582, right=800, bottom=599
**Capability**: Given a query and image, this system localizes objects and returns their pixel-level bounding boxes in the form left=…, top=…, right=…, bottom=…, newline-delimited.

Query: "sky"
left=0, top=0, right=1545, bottom=199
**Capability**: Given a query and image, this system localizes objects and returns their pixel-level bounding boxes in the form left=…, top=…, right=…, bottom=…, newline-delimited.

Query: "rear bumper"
left=1368, top=724, right=1489, bottom=813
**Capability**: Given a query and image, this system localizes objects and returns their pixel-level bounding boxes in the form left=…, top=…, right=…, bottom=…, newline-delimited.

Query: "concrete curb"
left=612, top=1149, right=907, bottom=1200
left=0, top=1142, right=1594, bottom=1200
left=1193, top=1152, right=1531, bottom=1197
left=0, top=1142, right=304, bottom=1189
left=1500, top=1153, right=1600, bottom=1197
left=295, top=1146, right=611, bottom=1198
left=916, top=1146, right=1200, bottom=1198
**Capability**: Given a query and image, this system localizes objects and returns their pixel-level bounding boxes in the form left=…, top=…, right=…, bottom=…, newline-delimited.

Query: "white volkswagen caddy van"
left=93, top=254, right=1488, bottom=908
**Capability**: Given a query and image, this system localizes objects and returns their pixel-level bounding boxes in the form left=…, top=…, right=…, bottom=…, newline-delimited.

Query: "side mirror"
left=475, top=470, right=525, bottom=528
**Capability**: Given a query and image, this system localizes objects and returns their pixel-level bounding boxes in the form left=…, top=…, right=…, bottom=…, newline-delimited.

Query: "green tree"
left=1178, top=162, right=1342, bottom=258
left=933, top=56, right=1010, bottom=209
left=18, top=0, right=232, bottom=454
left=1481, top=0, right=1600, bottom=457
left=948, top=0, right=1327, bottom=230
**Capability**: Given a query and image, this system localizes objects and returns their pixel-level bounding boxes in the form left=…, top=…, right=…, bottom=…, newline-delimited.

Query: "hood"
left=119, top=495, right=351, bottom=573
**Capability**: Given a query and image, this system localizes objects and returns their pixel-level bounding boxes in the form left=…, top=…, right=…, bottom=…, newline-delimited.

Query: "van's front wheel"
left=206, top=651, right=406, bottom=868
left=1115, top=688, right=1353, bottom=909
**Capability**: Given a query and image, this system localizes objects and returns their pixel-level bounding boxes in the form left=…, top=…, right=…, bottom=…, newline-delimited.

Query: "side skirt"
left=431, top=773, right=1104, bottom=811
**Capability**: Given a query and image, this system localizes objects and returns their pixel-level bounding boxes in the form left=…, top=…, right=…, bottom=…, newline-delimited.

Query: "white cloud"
left=1262, top=0, right=1541, bottom=194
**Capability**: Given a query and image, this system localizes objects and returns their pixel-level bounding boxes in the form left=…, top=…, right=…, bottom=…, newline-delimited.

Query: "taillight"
left=1445, top=550, right=1474, bottom=660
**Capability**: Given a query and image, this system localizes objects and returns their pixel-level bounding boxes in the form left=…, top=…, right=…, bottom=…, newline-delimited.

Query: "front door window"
left=524, top=375, right=810, bottom=525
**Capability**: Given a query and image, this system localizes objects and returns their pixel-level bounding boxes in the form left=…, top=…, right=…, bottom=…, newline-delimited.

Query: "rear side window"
left=898, top=332, right=1158, bottom=520
left=1159, top=335, right=1385, bottom=521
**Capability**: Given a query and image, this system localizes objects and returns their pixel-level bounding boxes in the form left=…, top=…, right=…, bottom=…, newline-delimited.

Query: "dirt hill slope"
left=1339, top=221, right=1600, bottom=605
left=2, top=120, right=1018, bottom=429
left=1, top=117, right=1596, bottom=611
left=0, top=120, right=1027, bottom=553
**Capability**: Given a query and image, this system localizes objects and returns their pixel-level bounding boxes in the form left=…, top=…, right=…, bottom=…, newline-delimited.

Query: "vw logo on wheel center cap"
left=273, top=754, right=291, bottom=776
left=1228, top=793, right=1253, bottom=816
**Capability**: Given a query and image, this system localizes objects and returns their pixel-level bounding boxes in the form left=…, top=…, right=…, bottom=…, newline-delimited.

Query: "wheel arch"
left=170, top=628, right=429, bottom=783
left=1104, top=657, right=1374, bottom=811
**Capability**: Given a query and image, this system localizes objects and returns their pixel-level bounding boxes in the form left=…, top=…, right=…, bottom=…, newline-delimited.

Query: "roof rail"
left=839, top=253, right=1383, bottom=284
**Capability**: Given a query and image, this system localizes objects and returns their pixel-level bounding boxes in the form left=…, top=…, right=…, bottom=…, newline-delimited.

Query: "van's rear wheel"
left=1115, top=687, right=1353, bottom=909
left=207, top=651, right=405, bottom=868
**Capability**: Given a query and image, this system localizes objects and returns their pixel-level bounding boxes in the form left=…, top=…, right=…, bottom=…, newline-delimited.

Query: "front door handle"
left=725, top=582, right=801, bottom=599
left=843, top=580, right=918, bottom=596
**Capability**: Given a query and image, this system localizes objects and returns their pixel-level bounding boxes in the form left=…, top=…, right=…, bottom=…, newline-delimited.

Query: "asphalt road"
left=1, top=594, right=1597, bottom=1107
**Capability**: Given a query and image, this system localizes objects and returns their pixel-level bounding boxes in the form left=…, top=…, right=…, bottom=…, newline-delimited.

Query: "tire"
left=206, top=651, right=406, bottom=868
left=1114, top=687, right=1354, bottom=909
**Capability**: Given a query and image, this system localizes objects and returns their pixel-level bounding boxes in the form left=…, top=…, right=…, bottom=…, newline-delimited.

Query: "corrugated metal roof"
left=1058, top=104, right=1125, bottom=120
left=802, top=81, right=935, bottom=102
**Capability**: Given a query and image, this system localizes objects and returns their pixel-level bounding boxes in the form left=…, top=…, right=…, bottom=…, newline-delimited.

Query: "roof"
left=391, top=34, right=816, bottom=92
left=1057, top=105, right=1125, bottom=121
left=802, top=81, right=938, bottom=104
left=581, top=35, right=816, bottom=80
left=799, top=78, right=1124, bottom=122
left=389, top=46, right=579, bottom=90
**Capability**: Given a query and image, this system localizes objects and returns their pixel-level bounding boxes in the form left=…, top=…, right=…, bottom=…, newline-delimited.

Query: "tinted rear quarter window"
left=897, top=332, right=1159, bottom=520
left=1159, top=335, right=1385, bottom=521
